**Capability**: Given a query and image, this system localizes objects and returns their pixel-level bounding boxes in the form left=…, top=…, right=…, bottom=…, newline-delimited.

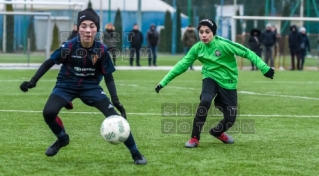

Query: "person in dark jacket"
left=68, top=25, right=78, bottom=40
left=103, top=23, right=118, bottom=66
left=248, top=29, right=262, bottom=70
left=146, top=24, right=160, bottom=66
left=128, top=24, right=144, bottom=66
left=299, top=27, right=311, bottom=70
left=288, top=25, right=302, bottom=70
left=182, top=25, right=198, bottom=70
left=261, top=23, right=276, bottom=68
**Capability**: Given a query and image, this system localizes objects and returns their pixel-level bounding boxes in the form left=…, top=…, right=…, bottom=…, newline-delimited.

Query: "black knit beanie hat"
left=197, top=19, right=217, bottom=35
left=77, top=8, right=100, bottom=31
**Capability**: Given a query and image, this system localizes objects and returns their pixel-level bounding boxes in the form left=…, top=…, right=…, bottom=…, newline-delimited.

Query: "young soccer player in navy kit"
left=20, top=8, right=146, bottom=165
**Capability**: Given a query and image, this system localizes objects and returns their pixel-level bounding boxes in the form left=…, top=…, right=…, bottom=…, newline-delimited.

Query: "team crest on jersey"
left=91, top=54, right=99, bottom=65
left=215, top=50, right=221, bottom=57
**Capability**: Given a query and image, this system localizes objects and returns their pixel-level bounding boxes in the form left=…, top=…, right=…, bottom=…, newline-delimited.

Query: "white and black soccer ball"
left=100, top=115, right=130, bottom=144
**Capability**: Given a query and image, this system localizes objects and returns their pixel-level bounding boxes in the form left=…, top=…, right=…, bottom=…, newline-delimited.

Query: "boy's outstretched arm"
left=20, top=43, right=69, bottom=92
left=224, top=41, right=274, bottom=79
left=155, top=44, right=198, bottom=93
left=20, top=59, right=55, bottom=92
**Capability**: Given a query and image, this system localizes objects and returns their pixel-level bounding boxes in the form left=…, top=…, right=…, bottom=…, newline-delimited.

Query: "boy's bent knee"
left=43, top=107, right=59, bottom=122
left=200, top=93, right=213, bottom=106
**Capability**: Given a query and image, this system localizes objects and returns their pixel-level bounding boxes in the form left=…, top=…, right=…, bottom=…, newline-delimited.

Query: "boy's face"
left=199, top=25, right=213, bottom=44
left=78, top=20, right=97, bottom=43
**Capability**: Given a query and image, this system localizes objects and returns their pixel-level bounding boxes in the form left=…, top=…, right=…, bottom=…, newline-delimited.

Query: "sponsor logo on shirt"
left=215, top=50, right=221, bottom=57
left=74, top=67, right=95, bottom=72
left=73, top=67, right=96, bottom=77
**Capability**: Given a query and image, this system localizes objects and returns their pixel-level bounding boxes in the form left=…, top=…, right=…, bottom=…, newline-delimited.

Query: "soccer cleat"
left=132, top=153, right=147, bottom=165
left=185, top=136, right=199, bottom=148
left=211, top=132, right=234, bottom=144
left=45, top=134, right=70, bottom=156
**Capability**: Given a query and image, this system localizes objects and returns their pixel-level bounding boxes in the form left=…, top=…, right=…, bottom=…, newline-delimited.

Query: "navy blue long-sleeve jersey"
left=50, top=37, right=115, bottom=88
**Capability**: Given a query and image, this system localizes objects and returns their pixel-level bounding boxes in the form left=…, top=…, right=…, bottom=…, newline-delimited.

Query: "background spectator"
left=299, top=27, right=311, bottom=70
left=147, top=24, right=160, bottom=66
left=288, top=25, right=302, bottom=70
left=103, top=23, right=117, bottom=66
left=182, top=25, right=198, bottom=70
left=128, top=24, right=144, bottom=66
left=68, top=24, right=78, bottom=40
left=248, top=28, right=262, bottom=70
left=261, top=23, right=277, bottom=68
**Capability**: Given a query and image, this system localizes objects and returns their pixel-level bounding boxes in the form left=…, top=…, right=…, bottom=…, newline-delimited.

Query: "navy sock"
left=57, top=130, right=68, bottom=141
left=124, top=132, right=140, bottom=154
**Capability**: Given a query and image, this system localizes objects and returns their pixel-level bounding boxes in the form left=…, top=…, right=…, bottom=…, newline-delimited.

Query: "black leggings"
left=43, top=94, right=118, bottom=136
left=191, top=78, right=237, bottom=140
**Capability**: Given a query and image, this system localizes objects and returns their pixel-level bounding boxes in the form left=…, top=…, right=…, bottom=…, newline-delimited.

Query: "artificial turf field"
left=1, top=67, right=319, bottom=175
left=1, top=53, right=319, bottom=70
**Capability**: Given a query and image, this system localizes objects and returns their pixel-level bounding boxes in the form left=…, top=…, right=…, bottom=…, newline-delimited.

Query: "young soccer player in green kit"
left=155, top=19, right=274, bottom=148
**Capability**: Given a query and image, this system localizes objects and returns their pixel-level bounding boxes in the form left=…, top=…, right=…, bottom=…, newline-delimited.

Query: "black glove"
left=112, top=100, right=127, bottom=119
left=264, top=68, right=275, bottom=79
left=20, top=81, right=36, bottom=92
left=155, top=84, right=163, bottom=93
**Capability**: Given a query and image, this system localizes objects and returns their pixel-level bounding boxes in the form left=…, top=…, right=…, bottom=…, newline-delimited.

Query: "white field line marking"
left=2, top=80, right=319, bottom=84
left=0, top=109, right=318, bottom=118
left=238, top=91, right=319, bottom=100
left=167, top=86, right=319, bottom=101
left=167, top=86, right=199, bottom=90
left=117, top=84, right=138, bottom=87
left=2, top=81, right=318, bottom=100
left=0, top=79, right=200, bottom=83
left=253, top=81, right=319, bottom=84
left=0, top=79, right=57, bottom=82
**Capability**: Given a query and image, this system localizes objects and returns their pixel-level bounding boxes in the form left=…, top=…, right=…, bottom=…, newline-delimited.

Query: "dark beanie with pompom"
left=77, top=8, right=100, bottom=31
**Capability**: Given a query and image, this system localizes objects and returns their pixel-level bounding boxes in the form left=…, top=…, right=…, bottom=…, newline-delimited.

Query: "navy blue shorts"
left=51, top=86, right=108, bottom=105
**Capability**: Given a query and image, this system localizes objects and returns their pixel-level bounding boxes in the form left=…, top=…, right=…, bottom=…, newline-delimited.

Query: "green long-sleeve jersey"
left=159, top=36, right=270, bottom=90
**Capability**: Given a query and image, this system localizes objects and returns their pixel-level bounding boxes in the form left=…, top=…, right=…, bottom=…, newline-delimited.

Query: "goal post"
left=0, top=0, right=85, bottom=10
left=0, top=11, right=51, bottom=60
left=0, top=0, right=85, bottom=65
left=230, top=16, right=319, bottom=70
